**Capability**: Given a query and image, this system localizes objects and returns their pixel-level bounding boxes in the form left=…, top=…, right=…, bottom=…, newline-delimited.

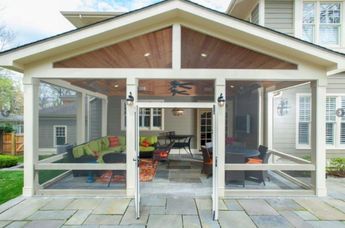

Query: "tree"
left=39, top=82, right=75, bottom=109
left=0, top=76, right=22, bottom=116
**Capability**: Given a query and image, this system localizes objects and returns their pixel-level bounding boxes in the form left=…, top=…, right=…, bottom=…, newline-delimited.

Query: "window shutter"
left=298, top=122, right=309, bottom=145
left=326, top=123, right=335, bottom=145
left=298, top=95, right=311, bottom=145
left=326, top=97, right=336, bottom=122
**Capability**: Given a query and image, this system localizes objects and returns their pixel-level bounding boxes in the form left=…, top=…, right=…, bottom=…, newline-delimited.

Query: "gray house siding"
left=273, top=74, right=345, bottom=158
left=89, top=98, right=102, bottom=140
left=39, top=118, right=76, bottom=148
left=265, top=0, right=294, bottom=36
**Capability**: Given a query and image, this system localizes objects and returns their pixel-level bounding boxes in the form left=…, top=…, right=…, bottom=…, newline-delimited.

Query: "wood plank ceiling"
left=54, top=27, right=172, bottom=68
left=181, top=27, right=297, bottom=69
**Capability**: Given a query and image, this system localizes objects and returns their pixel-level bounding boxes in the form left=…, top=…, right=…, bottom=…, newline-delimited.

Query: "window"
left=121, top=100, right=164, bottom=131
left=326, top=96, right=336, bottom=145
left=340, top=97, right=345, bottom=144
left=303, top=2, right=316, bottom=42
left=54, top=125, right=67, bottom=146
left=302, top=1, right=341, bottom=46
left=297, top=95, right=311, bottom=147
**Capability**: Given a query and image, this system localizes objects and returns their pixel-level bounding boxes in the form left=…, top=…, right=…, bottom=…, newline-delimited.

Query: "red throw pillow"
left=109, top=136, right=119, bottom=147
left=141, top=140, right=150, bottom=147
left=247, top=158, right=263, bottom=164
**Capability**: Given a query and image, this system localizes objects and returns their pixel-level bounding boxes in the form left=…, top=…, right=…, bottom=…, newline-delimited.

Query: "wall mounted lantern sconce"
left=126, top=92, right=134, bottom=105
left=217, top=93, right=225, bottom=107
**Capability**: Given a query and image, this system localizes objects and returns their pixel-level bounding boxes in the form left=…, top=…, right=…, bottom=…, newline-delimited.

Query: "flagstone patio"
left=0, top=178, right=344, bottom=227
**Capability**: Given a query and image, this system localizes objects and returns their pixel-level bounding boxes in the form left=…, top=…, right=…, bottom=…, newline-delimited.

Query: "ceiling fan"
left=169, top=80, right=193, bottom=96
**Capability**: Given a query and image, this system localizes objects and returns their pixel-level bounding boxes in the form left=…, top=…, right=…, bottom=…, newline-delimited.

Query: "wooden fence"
left=1, top=132, right=24, bottom=155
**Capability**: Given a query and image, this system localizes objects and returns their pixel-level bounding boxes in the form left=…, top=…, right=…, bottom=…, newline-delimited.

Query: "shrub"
left=0, top=124, right=14, bottom=133
left=327, top=158, right=345, bottom=177
left=0, top=155, right=18, bottom=168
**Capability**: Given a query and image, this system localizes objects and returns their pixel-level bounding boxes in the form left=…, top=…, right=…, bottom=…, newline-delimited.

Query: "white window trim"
left=53, top=125, right=67, bottom=147
left=295, top=93, right=345, bottom=150
left=121, top=100, right=165, bottom=131
left=296, top=93, right=312, bottom=149
left=302, top=0, right=344, bottom=48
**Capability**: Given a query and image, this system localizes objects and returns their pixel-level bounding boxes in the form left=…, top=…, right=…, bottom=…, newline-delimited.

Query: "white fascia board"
left=0, top=0, right=344, bottom=71
left=41, top=79, right=107, bottom=99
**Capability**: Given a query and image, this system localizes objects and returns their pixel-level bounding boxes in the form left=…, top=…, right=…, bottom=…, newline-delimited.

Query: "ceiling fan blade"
left=179, top=85, right=192, bottom=89
left=179, top=82, right=193, bottom=86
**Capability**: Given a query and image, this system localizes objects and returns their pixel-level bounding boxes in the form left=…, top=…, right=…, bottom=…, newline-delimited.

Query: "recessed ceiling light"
left=114, top=84, right=119, bottom=88
left=201, top=53, right=207, bottom=58
left=230, top=85, right=235, bottom=88
left=144, top=52, right=151, bottom=57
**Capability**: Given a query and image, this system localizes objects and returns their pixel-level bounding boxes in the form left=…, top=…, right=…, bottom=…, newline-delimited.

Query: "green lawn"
left=0, top=171, right=23, bottom=205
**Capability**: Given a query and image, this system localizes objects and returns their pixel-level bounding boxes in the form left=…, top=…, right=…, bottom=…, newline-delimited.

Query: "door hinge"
left=215, top=156, right=218, bottom=167
left=213, top=105, right=216, bottom=115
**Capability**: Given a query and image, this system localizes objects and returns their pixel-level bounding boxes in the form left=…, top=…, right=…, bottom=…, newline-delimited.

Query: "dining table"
left=164, top=134, right=194, bottom=157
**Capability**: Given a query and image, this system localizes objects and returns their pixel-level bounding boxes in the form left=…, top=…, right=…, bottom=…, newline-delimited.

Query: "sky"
left=1, top=0, right=231, bottom=49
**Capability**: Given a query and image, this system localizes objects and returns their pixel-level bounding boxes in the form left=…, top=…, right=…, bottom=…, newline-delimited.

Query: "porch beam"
left=31, top=69, right=325, bottom=81
left=172, top=24, right=181, bottom=69
left=22, top=76, right=39, bottom=196
left=76, top=92, right=86, bottom=144
left=41, top=79, right=107, bottom=99
left=101, top=98, right=108, bottom=137
left=137, top=102, right=214, bottom=108
left=36, top=163, right=126, bottom=170
left=311, top=80, right=327, bottom=196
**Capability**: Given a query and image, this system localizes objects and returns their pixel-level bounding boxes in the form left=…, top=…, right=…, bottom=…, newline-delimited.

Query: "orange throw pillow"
left=109, top=136, right=119, bottom=147
left=247, top=158, right=263, bottom=164
left=141, top=140, right=150, bottom=147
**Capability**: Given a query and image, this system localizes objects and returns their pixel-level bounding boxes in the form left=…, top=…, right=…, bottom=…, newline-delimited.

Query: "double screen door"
left=134, top=103, right=219, bottom=220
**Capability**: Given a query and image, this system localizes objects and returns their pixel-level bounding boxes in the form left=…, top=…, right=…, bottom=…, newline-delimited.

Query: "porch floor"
left=0, top=178, right=344, bottom=227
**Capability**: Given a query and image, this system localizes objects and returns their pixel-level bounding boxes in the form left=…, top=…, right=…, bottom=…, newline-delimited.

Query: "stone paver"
left=93, top=198, right=130, bottom=215
left=65, top=198, right=103, bottom=210
left=198, top=209, right=220, bottom=228
left=120, top=206, right=149, bottom=225
left=294, top=210, right=319, bottom=220
left=279, top=211, right=313, bottom=228
left=65, top=209, right=92, bottom=225
left=149, top=207, right=165, bottom=215
left=0, top=198, right=49, bottom=220
left=307, top=221, right=345, bottom=228
left=24, top=220, right=65, bottom=228
left=41, top=198, right=73, bottom=210
left=5, top=221, right=28, bottom=228
left=266, top=198, right=304, bottom=211
left=28, top=210, right=76, bottom=220
left=219, top=211, right=256, bottom=228
left=84, top=214, right=122, bottom=225
left=0, top=221, right=10, bottom=227
left=251, top=215, right=294, bottom=228
left=324, top=199, right=345, bottom=214
left=183, top=215, right=201, bottom=228
left=147, top=215, right=182, bottom=228
left=223, top=199, right=243, bottom=211
left=238, top=199, right=279, bottom=216
left=141, top=196, right=166, bottom=207
left=295, top=199, right=345, bottom=220
left=166, top=197, right=197, bottom=215
left=195, top=198, right=227, bottom=210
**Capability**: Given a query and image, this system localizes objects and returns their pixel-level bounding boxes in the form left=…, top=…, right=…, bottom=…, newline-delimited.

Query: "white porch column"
left=264, top=91, right=273, bottom=149
left=76, top=92, right=86, bottom=144
left=126, top=78, right=138, bottom=196
left=23, top=76, right=39, bottom=196
left=101, top=98, right=108, bottom=137
left=258, top=0, right=265, bottom=26
left=311, top=80, right=327, bottom=196
left=215, top=78, right=226, bottom=197
left=172, top=23, right=181, bottom=70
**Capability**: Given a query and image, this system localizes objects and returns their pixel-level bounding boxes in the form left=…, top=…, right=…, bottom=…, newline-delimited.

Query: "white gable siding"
left=265, top=0, right=294, bottom=35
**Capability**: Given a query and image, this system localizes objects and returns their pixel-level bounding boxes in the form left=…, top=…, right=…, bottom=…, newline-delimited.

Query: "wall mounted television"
left=235, top=114, right=250, bottom=134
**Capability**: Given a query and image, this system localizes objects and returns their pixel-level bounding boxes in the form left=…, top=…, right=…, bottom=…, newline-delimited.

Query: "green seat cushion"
left=140, top=146, right=155, bottom=152
left=84, top=145, right=94, bottom=156
left=108, top=146, right=124, bottom=153
left=118, top=136, right=126, bottom=146
left=88, top=140, right=100, bottom=153
left=97, top=150, right=123, bottom=163
left=145, top=136, right=157, bottom=145
left=72, top=146, right=85, bottom=159
left=101, top=137, right=110, bottom=150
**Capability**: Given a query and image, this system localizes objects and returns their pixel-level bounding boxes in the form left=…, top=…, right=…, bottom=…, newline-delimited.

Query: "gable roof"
left=1, top=0, right=345, bottom=73
left=39, top=103, right=76, bottom=118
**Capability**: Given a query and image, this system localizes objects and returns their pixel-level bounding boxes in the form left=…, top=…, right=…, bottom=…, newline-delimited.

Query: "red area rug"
left=96, top=159, right=158, bottom=183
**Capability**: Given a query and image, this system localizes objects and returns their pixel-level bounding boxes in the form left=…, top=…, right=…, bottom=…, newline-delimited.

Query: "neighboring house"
left=38, top=95, right=102, bottom=153
left=228, top=0, right=345, bottom=158
left=1, top=1, right=345, bottom=218
left=0, top=114, right=23, bottom=134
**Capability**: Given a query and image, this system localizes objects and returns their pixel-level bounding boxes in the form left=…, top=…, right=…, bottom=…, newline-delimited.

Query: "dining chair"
left=245, top=145, right=269, bottom=185
left=200, top=146, right=212, bottom=178
left=173, top=135, right=193, bottom=156
left=225, top=153, right=246, bottom=187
